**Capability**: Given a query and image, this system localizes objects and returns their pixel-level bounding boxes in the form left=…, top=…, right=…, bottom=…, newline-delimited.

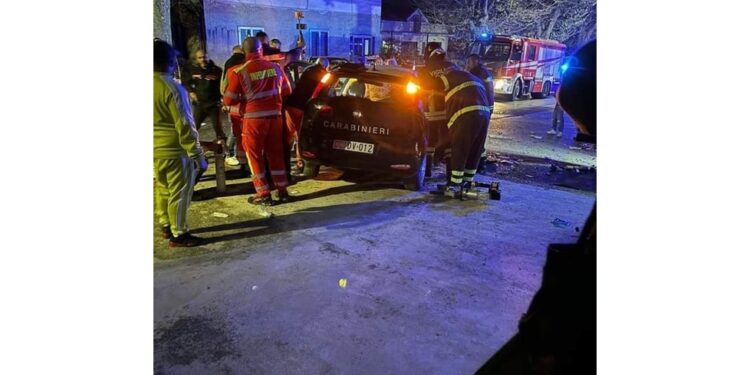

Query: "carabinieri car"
left=298, top=63, right=427, bottom=190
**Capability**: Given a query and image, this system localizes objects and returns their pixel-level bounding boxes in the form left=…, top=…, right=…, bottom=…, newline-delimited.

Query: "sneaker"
left=225, top=156, right=240, bottom=167
left=161, top=225, right=172, bottom=239
left=547, top=129, right=557, bottom=135
left=169, top=233, right=206, bottom=247
left=249, top=195, right=275, bottom=206
left=556, top=131, right=563, bottom=137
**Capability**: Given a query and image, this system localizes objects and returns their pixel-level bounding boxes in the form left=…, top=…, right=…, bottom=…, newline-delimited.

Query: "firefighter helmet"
left=242, top=36, right=262, bottom=54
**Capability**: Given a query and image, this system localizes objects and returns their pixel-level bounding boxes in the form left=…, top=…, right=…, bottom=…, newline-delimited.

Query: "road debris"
left=569, top=146, right=583, bottom=150
left=488, top=135, right=514, bottom=140
left=338, top=278, right=348, bottom=288
left=252, top=285, right=258, bottom=291
left=530, top=135, right=543, bottom=140
left=552, top=218, right=571, bottom=228
left=211, top=212, right=229, bottom=218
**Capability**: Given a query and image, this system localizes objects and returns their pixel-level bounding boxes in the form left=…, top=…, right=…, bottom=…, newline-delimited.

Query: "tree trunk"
left=154, top=0, right=172, bottom=42
left=543, top=7, right=561, bottom=39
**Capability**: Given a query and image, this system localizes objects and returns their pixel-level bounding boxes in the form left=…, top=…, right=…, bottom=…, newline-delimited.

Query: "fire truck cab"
left=468, top=34, right=566, bottom=100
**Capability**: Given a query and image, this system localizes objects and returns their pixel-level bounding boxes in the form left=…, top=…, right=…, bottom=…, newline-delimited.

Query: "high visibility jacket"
left=223, top=57, right=292, bottom=119
left=153, top=73, right=203, bottom=160
left=428, top=61, right=492, bottom=128
left=470, top=64, right=495, bottom=112
left=417, top=66, right=447, bottom=123
left=222, top=52, right=246, bottom=117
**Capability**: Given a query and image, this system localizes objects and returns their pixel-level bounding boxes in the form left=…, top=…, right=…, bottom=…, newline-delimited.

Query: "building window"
left=351, top=35, right=376, bottom=57
left=238, top=27, right=264, bottom=45
left=309, top=30, right=329, bottom=57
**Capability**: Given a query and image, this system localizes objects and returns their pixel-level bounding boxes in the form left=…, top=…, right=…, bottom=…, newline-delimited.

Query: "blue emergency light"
left=560, top=62, right=570, bottom=73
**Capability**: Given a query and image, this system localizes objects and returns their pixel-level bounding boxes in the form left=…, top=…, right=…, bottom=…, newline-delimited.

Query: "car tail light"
left=320, top=72, right=332, bottom=84
left=390, top=164, right=411, bottom=170
left=406, top=81, right=419, bottom=94
left=302, top=151, right=317, bottom=159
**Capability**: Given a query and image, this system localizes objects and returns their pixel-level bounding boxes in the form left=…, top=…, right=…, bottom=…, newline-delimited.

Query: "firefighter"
left=423, top=48, right=492, bottom=199
left=466, top=54, right=495, bottom=173
left=223, top=36, right=293, bottom=206
left=153, top=40, right=207, bottom=247
left=416, top=42, right=450, bottom=179
left=221, top=45, right=248, bottom=171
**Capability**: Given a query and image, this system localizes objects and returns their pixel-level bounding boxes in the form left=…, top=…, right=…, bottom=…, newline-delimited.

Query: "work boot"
left=169, top=233, right=206, bottom=248
left=277, top=190, right=294, bottom=204
left=249, top=194, right=275, bottom=206
left=161, top=225, right=172, bottom=239
left=444, top=184, right=463, bottom=200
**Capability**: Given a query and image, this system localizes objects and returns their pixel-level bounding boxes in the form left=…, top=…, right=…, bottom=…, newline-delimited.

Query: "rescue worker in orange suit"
left=221, top=45, right=249, bottom=173
left=223, top=36, right=293, bottom=206
left=422, top=48, right=492, bottom=199
left=416, top=42, right=450, bottom=178
left=466, top=53, right=495, bottom=173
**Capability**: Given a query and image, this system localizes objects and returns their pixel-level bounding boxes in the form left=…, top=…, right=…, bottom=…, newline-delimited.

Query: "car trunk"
left=300, top=96, right=425, bottom=172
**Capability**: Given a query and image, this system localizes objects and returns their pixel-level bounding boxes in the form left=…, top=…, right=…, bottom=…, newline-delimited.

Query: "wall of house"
left=380, top=20, right=450, bottom=61
left=204, top=0, right=382, bottom=67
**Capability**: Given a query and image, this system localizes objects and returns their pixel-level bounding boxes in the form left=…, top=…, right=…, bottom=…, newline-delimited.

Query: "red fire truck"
left=468, top=34, right=566, bottom=100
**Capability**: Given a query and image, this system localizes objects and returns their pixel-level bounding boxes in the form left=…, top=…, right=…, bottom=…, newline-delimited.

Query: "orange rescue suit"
left=223, top=55, right=292, bottom=197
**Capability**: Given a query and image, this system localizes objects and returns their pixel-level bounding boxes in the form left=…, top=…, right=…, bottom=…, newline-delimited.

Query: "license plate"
left=332, top=140, right=374, bottom=154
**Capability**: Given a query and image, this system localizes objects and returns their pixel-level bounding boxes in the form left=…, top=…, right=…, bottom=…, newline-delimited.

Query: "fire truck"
left=468, top=34, right=566, bottom=100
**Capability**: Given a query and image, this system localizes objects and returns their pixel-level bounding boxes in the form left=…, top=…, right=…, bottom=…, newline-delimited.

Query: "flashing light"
left=560, top=62, right=570, bottom=73
left=481, top=32, right=488, bottom=38
left=406, top=81, right=419, bottom=94
left=321, top=72, right=332, bottom=84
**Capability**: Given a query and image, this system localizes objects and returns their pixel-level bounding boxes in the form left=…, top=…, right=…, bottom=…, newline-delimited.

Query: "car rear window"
left=328, top=76, right=405, bottom=103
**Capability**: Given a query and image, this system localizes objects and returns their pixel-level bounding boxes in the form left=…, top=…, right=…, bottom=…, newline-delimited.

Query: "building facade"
left=380, top=8, right=450, bottom=64
left=204, top=0, right=382, bottom=67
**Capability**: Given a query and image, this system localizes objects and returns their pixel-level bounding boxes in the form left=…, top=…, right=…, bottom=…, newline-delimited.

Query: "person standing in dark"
left=283, top=59, right=329, bottom=174
left=185, top=49, right=226, bottom=142
left=255, top=31, right=282, bottom=56
left=466, top=54, right=495, bottom=173
left=548, top=102, right=565, bottom=137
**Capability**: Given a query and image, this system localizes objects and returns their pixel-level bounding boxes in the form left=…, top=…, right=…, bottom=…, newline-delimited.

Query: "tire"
left=532, top=81, right=551, bottom=99
left=403, top=153, right=427, bottom=191
left=510, top=79, right=522, bottom=101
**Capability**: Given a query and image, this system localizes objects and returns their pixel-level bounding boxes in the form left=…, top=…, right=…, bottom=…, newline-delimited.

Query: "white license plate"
left=332, top=140, right=374, bottom=154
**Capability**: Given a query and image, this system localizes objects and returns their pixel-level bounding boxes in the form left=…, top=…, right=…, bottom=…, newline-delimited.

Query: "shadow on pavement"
left=192, top=199, right=410, bottom=245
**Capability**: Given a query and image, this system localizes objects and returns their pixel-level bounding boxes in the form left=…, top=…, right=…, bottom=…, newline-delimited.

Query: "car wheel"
left=403, top=153, right=427, bottom=191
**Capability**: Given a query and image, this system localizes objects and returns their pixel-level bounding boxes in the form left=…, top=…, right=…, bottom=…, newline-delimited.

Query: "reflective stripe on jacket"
left=223, top=58, right=292, bottom=118
left=434, top=63, right=492, bottom=128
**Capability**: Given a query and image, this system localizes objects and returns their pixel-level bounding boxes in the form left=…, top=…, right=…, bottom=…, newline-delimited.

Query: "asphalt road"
left=155, top=97, right=597, bottom=374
